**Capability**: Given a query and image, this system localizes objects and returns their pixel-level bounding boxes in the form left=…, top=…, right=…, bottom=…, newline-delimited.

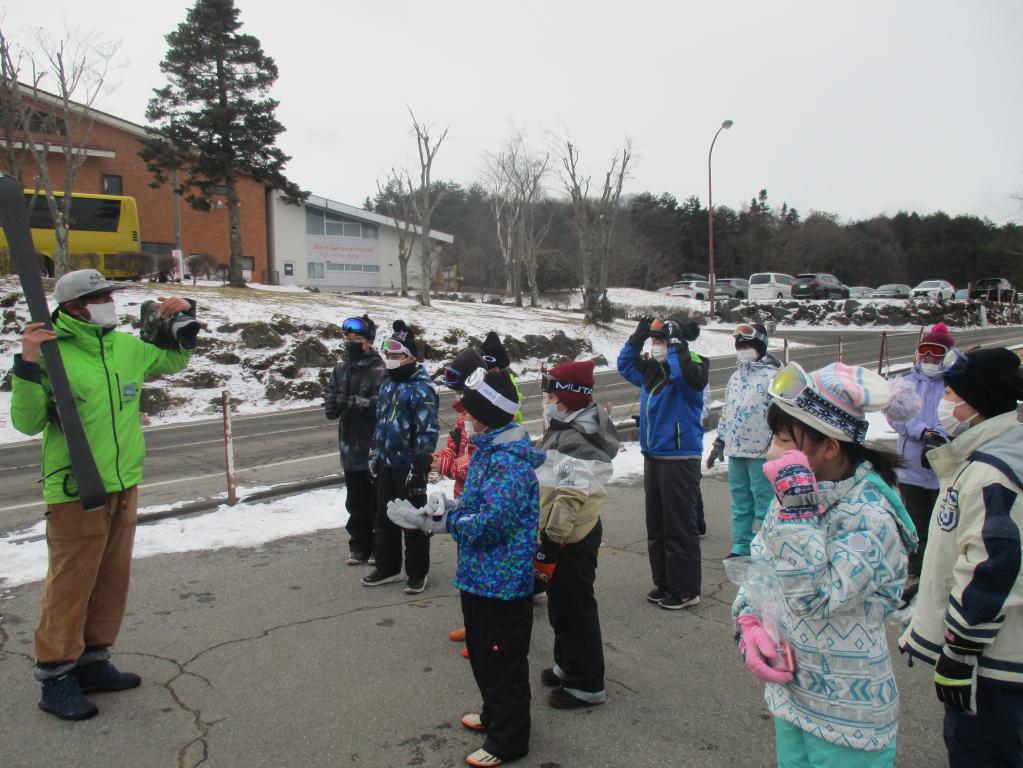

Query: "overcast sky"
left=7, top=0, right=1023, bottom=223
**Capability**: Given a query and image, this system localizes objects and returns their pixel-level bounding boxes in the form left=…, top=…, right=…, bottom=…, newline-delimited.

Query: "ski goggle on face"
left=917, top=342, right=948, bottom=358
left=380, top=339, right=411, bottom=356
left=769, top=361, right=811, bottom=401
left=341, top=317, right=372, bottom=337
left=941, top=347, right=970, bottom=378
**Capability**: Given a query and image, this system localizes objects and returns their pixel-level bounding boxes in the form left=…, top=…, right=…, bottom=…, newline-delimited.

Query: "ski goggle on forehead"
left=769, top=361, right=811, bottom=401
left=341, top=317, right=372, bottom=337
left=734, top=324, right=767, bottom=345
left=464, top=368, right=520, bottom=415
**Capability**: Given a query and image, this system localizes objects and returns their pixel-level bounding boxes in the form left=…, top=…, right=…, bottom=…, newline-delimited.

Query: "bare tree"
left=0, top=24, right=120, bottom=277
left=376, top=171, right=419, bottom=297
left=559, top=137, right=632, bottom=323
left=484, top=131, right=551, bottom=307
left=407, top=108, right=448, bottom=308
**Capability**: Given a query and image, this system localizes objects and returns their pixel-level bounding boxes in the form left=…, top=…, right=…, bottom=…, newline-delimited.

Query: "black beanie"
left=480, top=331, right=511, bottom=370
left=462, top=369, right=519, bottom=429
left=386, top=319, right=417, bottom=357
left=443, top=348, right=485, bottom=391
left=945, top=348, right=1023, bottom=418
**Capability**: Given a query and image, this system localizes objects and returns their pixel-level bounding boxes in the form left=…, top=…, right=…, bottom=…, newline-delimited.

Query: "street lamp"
left=708, top=119, right=733, bottom=318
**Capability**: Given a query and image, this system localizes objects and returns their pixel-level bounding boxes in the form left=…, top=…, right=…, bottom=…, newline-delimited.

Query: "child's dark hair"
left=766, top=403, right=902, bottom=488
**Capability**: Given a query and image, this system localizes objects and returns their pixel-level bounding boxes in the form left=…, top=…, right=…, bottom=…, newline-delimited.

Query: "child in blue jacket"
left=617, top=316, right=709, bottom=609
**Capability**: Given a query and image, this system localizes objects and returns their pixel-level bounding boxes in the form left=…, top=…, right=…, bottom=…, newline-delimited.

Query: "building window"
left=141, top=242, right=174, bottom=257
left=283, top=263, right=294, bottom=276
left=242, top=256, right=255, bottom=271
left=102, top=175, right=123, bottom=195
left=308, top=262, right=324, bottom=279
left=305, top=207, right=325, bottom=235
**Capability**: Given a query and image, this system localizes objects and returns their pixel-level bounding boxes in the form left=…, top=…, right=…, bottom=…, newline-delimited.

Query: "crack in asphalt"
left=119, top=595, right=440, bottom=768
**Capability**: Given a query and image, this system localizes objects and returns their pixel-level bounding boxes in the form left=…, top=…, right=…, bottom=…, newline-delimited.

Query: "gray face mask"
left=649, top=345, right=668, bottom=362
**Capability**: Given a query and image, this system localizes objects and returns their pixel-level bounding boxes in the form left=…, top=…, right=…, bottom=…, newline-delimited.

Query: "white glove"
left=386, top=496, right=450, bottom=535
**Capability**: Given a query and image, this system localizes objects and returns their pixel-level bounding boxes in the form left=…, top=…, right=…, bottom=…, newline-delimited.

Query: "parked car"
left=667, top=280, right=711, bottom=300
left=713, top=277, right=750, bottom=299
left=970, top=277, right=1017, bottom=302
left=955, top=288, right=969, bottom=300
left=848, top=286, right=874, bottom=299
left=870, top=284, right=912, bottom=299
left=792, top=273, right=850, bottom=300
left=748, top=272, right=794, bottom=300
left=677, top=272, right=707, bottom=282
left=911, top=280, right=955, bottom=301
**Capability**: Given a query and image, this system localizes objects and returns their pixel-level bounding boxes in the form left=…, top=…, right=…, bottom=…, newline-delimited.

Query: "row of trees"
left=370, top=179, right=1023, bottom=316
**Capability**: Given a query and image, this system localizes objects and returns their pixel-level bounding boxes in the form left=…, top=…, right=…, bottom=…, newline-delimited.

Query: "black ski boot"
left=39, top=673, right=98, bottom=721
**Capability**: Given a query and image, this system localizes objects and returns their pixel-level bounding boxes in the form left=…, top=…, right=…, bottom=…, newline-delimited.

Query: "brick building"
left=5, top=87, right=271, bottom=281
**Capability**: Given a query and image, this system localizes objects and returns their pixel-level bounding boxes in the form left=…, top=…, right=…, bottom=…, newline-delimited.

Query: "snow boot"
left=39, top=673, right=98, bottom=721
left=73, top=659, right=141, bottom=694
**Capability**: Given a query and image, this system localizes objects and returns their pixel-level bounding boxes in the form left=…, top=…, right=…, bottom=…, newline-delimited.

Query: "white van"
left=748, top=272, right=794, bottom=301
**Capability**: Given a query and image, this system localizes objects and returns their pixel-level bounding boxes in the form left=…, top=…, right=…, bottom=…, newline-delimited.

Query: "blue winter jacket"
left=617, top=341, right=709, bottom=458
left=372, top=365, right=439, bottom=468
left=448, top=424, right=546, bottom=601
left=887, top=364, right=946, bottom=489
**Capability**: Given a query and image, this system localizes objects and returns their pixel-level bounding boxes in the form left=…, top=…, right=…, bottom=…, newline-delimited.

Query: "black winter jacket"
left=324, top=349, right=386, bottom=471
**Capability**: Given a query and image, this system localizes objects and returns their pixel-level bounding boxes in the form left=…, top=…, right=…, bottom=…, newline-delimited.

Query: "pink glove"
left=762, top=449, right=823, bottom=520
left=736, top=614, right=794, bottom=684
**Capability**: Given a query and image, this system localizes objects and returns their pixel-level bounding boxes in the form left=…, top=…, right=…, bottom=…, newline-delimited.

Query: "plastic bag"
left=725, top=556, right=796, bottom=673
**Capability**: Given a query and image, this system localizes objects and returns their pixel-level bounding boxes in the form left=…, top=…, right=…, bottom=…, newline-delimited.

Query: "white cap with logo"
left=52, top=269, right=127, bottom=304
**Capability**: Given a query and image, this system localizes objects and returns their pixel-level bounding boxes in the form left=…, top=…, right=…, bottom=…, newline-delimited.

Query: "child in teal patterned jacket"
left=447, top=368, right=544, bottom=767
left=732, top=362, right=917, bottom=768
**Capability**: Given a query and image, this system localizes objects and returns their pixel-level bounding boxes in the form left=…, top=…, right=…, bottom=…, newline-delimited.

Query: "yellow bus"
left=0, top=190, right=141, bottom=278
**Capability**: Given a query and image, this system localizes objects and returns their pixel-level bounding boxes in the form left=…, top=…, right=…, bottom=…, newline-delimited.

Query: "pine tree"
left=140, top=0, right=305, bottom=287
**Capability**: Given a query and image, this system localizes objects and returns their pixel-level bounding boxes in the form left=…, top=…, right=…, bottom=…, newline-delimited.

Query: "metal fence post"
left=878, top=331, right=887, bottom=375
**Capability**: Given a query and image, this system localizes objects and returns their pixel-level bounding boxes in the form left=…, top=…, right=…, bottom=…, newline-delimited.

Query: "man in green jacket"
left=11, top=269, right=194, bottom=721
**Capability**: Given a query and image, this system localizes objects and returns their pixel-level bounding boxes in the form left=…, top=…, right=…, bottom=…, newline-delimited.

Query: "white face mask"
left=85, top=301, right=118, bottom=328
left=919, top=363, right=942, bottom=378
left=543, top=402, right=562, bottom=422
left=938, top=398, right=976, bottom=438
left=736, top=348, right=758, bottom=362
left=384, top=357, right=403, bottom=370
left=463, top=421, right=475, bottom=437
left=649, top=345, right=668, bottom=362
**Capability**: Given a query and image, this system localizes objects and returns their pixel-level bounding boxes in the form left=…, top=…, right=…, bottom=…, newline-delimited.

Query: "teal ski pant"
left=728, top=456, right=774, bottom=556
left=775, top=718, right=896, bottom=768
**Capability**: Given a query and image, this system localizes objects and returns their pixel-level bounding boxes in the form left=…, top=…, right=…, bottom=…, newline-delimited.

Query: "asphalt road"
left=0, top=476, right=948, bottom=768
left=1, top=325, right=1020, bottom=531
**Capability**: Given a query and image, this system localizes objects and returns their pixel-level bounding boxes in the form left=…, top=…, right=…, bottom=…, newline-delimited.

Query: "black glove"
left=935, top=630, right=982, bottom=714
left=682, top=321, right=701, bottom=342
left=533, top=532, right=560, bottom=585
left=629, top=315, right=654, bottom=346
left=921, top=430, right=950, bottom=470
left=407, top=453, right=432, bottom=509
left=706, top=438, right=725, bottom=470
left=350, top=394, right=372, bottom=411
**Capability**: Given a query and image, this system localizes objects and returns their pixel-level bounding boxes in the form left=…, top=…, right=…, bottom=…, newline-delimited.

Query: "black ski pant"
left=373, top=464, right=429, bottom=580
left=944, top=677, right=1023, bottom=768
left=547, top=519, right=604, bottom=694
left=461, top=591, right=532, bottom=761
left=342, top=463, right=375, bottom=557
left=644, top=456, right=702, bottom=600
left=898, top=483, right=939, bottom=578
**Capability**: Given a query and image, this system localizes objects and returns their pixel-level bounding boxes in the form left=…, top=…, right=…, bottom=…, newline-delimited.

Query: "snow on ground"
left=0, top=416, right=900, bottom=589
left=0, top=279, right=791, bottom=444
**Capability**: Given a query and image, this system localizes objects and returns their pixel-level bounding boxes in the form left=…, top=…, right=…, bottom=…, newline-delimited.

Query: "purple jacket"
left=886, top=364, right=946, bottom=489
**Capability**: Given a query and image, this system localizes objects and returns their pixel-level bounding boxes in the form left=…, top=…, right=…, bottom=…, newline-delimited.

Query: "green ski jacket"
left=11, top=310, right=192, bottom=504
